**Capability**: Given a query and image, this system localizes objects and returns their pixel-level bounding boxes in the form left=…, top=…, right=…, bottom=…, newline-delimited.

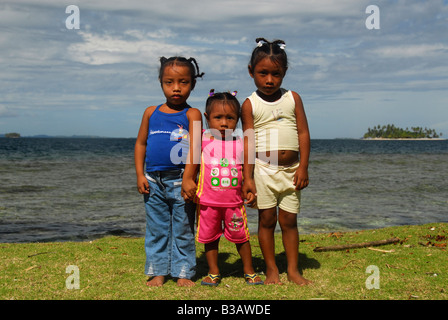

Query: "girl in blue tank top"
left=134, top=56, right=203, bottom=287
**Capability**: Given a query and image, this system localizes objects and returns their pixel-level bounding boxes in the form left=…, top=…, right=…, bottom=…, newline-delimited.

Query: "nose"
left=266, top=74, right=274, bottom=85
left=220, top=118, right=228, bottom=128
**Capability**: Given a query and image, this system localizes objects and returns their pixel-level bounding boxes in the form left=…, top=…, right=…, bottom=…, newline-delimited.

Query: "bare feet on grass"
left=287, top=269, right=312, bottom=286
left=177, top=278, right=195, bottom=287
left=146, top=276, right=195, bottom=287
left=264, top=267, right=312, bottom=286
left=264, top=266, right=283, bottom=285
left=146, top=276, right=165, bottom=287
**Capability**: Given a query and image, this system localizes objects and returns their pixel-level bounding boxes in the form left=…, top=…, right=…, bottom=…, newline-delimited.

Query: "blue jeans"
left=143, top=169, right=196, bottom=279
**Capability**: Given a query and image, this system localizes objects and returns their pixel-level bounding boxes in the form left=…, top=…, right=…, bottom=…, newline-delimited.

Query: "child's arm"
left=134, top=106, right=156, bottom=194
left=244, top=191, right=257, bottom=207
left=292, top=92, right=310, bottom=190
left=241, top=99, right=257, bottom=206
left=181, top=108, right=202, bottom=201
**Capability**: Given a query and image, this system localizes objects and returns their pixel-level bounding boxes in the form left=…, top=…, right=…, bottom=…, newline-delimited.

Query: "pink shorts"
left=196, top=204, right=250, bottom=244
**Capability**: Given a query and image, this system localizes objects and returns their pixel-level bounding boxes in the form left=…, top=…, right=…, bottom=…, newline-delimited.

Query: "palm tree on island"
left=363, top=124, right=443, bottom=139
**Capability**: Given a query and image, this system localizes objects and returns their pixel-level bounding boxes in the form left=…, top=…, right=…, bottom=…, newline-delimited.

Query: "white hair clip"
left=279, top=43, right=286, bottom=50
left=257, top=40, right=265, bottom=47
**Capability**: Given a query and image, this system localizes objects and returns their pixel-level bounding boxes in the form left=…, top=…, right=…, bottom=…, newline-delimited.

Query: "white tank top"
left=248, top=89, right=299, bottom=152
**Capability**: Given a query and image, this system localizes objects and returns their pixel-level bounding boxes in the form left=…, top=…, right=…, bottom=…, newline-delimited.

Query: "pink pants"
left=196, top=204, right=250, bottom=244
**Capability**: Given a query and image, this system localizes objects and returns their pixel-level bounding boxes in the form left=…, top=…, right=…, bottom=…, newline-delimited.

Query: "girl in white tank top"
left=241, top=38, right=312, bottom=286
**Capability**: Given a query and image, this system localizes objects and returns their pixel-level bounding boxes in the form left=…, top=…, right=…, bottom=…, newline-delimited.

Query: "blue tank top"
left=145, top=105, right=190, bottom=172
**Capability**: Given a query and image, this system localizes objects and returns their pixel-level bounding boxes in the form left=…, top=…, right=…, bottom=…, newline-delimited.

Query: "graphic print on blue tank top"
left=145, top=105, right=190, bottom=172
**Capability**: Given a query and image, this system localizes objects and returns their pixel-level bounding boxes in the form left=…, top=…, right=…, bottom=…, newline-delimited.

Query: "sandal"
left=201, top=273, right=221, bottom=287
left=244, top=273, right=264, bottom=285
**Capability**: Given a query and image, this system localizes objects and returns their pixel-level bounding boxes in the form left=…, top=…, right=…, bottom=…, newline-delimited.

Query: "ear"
left=191, top=79, right=197, bottom=90
left=248, top=65, right=254, bottom=78
left=204, top=112, right=209, bottom=120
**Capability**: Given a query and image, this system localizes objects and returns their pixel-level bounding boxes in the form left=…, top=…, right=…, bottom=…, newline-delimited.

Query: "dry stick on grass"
left=367, top=247, right=395, bottom=253
left=313, top=237, right=400, bottom=252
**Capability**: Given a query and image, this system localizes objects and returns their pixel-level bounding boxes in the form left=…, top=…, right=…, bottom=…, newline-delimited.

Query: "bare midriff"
left=256, top=150, right=299, bottom=166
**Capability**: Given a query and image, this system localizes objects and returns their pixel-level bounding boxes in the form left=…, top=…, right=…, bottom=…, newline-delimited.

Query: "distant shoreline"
left=362, top=137, right=446, bottom=141
left=1, top=135, right=446, bottom=141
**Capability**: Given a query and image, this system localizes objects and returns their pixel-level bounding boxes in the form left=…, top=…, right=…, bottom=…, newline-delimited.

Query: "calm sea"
left=1, top=138, right=447, bottom=243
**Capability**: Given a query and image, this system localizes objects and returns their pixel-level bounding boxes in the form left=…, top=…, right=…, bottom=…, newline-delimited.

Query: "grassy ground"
left=1, top=223, right=447, bottom=300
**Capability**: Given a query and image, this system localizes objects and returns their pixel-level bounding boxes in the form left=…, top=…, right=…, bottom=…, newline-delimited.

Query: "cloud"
left=1, top=0, right=447, bottom=137
left=372, top=43, right=448, bottom=59
left=67, top=31, right=188, bottom=66
left=0, top=105, right=17, bottom=117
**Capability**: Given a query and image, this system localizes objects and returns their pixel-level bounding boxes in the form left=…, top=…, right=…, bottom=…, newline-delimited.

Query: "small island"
left=363, top=124, right=443, bottom=140
left=3, top=132, right=21, bottom=138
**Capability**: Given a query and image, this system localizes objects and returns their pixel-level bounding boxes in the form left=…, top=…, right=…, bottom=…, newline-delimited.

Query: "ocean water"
left=0, top=138, right=447, bottom=243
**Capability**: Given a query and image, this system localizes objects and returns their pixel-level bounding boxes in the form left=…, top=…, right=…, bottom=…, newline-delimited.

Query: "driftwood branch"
left=313, top=237, right=400, bottom=252
left=27, top=251, right=54, bottom=258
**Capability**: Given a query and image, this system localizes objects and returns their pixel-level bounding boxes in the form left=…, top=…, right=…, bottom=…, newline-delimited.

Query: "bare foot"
left=177, top=278, right=195, bottom=287
left=264, top=267, right=283, bottom=285
left=287, top=271, right=312, bottom=286
left=146, top=276, right=164, bottom=287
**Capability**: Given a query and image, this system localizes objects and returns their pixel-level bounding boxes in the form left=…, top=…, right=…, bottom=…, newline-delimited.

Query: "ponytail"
left=159, top=56, right=204, bottom=89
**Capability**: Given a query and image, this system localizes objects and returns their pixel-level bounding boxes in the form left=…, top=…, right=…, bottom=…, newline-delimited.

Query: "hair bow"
left=208, top=89, right=237, bottom=97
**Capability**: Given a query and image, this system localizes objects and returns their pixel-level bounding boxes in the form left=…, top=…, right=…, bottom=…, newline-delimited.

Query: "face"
left=160, top=64, right=193, bottom=107
left=249, top=57, right=286, bottom=100
left=205, top=102, right=239, bottom=139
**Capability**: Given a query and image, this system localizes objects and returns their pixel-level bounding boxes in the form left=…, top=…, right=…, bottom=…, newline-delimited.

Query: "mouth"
left=220, top=130, right=233, bottom=138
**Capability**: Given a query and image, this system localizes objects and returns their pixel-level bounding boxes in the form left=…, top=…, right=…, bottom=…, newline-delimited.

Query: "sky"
left=0, top=0, right=447, bottom=139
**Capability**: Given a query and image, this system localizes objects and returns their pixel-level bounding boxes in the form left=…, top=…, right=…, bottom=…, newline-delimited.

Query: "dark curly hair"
left=205, top=90, right=241, bottom=120
left=158, top=56, right=204, bottom=90
left=248, top=38, right=288, bottom=73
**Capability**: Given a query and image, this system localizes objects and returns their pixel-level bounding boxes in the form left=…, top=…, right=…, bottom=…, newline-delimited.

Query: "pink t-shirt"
left=195, top=135, right=243, bottom=207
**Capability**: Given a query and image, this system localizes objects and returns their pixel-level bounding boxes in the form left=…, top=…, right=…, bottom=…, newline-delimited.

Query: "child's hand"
left=242, top=179, right=257, bottom=207
left=181, top=179, right=197, bottom=202
left=137, top=175, right=149, bottom=194
left=293, top=166, right=309, bottom=190
left=244, top=191, right=257, bottom=207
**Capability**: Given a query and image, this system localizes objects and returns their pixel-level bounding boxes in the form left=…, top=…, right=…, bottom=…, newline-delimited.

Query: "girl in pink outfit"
left=193, top=90, right=263, bottom=286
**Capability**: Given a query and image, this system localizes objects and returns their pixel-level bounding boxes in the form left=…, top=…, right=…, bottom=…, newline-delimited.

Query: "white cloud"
left=372, top=44, right=448, bottom=59
left=190, top=36, right=248, bottom=46
left=0, top=105, right=17, bottom=117
left=66, top=31, right=172, bottom=65
left=1, top=0, right=447, bottom=138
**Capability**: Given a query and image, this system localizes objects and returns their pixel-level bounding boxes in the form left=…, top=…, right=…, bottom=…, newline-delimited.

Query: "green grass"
left=1, top=223, right=447, bottom=300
